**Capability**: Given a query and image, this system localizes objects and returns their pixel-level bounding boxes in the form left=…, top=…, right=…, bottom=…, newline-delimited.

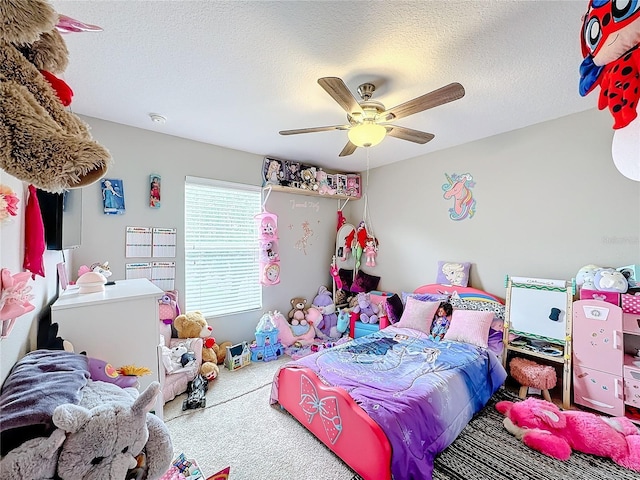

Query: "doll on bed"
left=430, top=302, right=453, bottom=341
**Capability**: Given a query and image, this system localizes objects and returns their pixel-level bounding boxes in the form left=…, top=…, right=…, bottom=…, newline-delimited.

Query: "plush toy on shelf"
left=352, top=292, right=380, bottom=324
left=496, top=397, right=640, bottom=471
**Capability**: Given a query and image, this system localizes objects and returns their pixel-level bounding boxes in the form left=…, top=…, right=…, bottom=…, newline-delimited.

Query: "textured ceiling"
left=50, top=0, right=597, bottom=172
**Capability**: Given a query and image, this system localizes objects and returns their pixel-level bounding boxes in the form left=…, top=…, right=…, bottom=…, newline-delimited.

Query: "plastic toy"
left=336, top=308, right=350, bottom=334
left=250, top=312, right=283, bottom=362
left=496, top=397, right=640, bottom=470
left=224, top=342, right=251, bottom=371
left=182, top=374, right=208, bottom=411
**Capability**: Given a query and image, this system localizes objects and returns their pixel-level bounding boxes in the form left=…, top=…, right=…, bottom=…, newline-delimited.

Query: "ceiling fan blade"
left=279, top=125, right=350, bottom=135
left=385, top=125, right=435, bottom=144
left=318, top=77, right=365, bottom=117
left=380, top=82, right=465, bottom=121
left=338, top=141, right=358, bottom=157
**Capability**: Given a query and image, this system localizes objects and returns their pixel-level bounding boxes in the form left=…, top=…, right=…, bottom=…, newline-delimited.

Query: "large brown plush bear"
left=174, top=311, right=231, bottom=368
left=0, top=0, right=111, bottom=192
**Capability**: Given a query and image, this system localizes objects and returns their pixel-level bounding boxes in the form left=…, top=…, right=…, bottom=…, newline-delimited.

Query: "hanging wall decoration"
left=579, top=0, right=640, bottom=181
left=101, top=178, right=125, bottom=215
left=0, top=184, right=19, bottom=222
left=257, top=187, right=280, bottom=286
left=442, top=173, right=476, bottom=221
left=294, top=221, right=314, bottom=255
left=0, top=268, right=35, bottom=338
left=149, top=174, right=161, bottom=208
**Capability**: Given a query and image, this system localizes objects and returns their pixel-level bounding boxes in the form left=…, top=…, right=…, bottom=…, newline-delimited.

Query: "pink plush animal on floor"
left=496, top=397, right=640, bottom=471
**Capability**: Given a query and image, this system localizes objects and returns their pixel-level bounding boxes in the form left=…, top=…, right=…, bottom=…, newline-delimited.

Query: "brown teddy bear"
left=174, top=311, right=231, bottom=368
left=0, top=0, right=112, bottom=192
left=288, top=297, right=307, bottom=323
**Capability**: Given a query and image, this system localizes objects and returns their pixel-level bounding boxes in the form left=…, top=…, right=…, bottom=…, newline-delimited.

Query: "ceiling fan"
left=279, top=77, right=465, bottom=157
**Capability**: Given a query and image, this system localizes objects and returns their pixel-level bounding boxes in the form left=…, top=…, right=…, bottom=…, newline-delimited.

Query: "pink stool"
left=509, top=357, right=557, bottom=403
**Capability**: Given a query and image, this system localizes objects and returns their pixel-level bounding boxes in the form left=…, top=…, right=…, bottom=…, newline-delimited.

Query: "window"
left=184, top=176, right=262, bottom=317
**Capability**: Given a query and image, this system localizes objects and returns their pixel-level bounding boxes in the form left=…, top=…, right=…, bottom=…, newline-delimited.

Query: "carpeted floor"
left=353, top=389, right=640, bottom=480
left=165, top=358, right=640, bottom=480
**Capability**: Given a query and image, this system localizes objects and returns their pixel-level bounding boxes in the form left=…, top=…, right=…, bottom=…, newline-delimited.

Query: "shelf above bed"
left=267, top=184, right=360, bottom=200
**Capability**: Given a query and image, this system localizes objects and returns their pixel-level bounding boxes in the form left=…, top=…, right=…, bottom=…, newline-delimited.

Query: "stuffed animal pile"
left=0, top=350, right=172, bottom=479
left=174, top=311, right=231, bottom=380
left=0, top=0, right=111, bottom=192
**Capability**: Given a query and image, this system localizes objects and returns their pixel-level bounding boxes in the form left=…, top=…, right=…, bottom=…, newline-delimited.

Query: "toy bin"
left=353, top=321, right=380, bottom=339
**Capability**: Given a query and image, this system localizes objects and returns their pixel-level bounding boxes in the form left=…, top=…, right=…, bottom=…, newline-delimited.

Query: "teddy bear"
left=0, top=0, right=112, bottom=192
left=174, top=311, right=231, bottom=376
left=288, top=297, right=308, bottom=323
left=496, top=397, right=640, bottom=471
left=352, top=292, right=380, bottom=324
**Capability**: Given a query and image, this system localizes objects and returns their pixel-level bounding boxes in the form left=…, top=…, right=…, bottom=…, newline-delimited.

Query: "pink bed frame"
left=276, top=366, right=392, bottom=480
left=274, top=284, right=503, bottom=480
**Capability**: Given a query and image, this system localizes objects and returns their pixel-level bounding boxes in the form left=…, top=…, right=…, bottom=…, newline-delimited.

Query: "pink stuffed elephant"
left=496, top=397, right=640, bottom=471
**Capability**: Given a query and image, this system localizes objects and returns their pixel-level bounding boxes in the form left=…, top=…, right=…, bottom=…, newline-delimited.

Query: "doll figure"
left=430, top=302, right=453, bottom=342
left=364, top=237, right=378, bottom=267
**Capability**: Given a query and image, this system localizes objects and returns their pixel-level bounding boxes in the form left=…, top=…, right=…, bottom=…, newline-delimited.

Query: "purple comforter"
left=271, top=325, right=507, bottom=480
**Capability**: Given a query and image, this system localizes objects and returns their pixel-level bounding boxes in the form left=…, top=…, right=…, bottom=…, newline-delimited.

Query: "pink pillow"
left=444, top=309, right=493, bottom=348
left=395, top=297, right=440, bottom=334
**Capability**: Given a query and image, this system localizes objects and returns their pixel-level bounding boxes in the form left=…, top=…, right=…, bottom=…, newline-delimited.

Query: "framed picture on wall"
left=149, top=174, right=161, bottom=208
left=101, top=178, right=125, bottom=215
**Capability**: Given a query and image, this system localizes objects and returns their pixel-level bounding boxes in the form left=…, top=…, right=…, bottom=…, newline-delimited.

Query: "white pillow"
left=444, top=309, right=493, bottom=348
left=395, top=297, right=440, bottom=334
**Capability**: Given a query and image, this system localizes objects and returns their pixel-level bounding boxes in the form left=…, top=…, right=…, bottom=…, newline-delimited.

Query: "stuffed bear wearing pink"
left=496, top=397, right=640, bottom=471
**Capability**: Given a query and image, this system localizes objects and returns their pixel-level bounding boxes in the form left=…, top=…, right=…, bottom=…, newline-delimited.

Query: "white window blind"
left=184, top=176, right=262, bottom=317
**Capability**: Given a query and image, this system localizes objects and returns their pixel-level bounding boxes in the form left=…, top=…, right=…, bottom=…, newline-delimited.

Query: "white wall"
left=0, top=171, right=68, bottom=383
left=349, top=108, right=640, bottom=297
left=71, top=117, right=336, bottom=346
left=3, top=107, right=639, bottom=383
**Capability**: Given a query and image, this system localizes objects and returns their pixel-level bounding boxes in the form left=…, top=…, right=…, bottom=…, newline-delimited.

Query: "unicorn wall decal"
left=442, top=173, right=476, bottom=221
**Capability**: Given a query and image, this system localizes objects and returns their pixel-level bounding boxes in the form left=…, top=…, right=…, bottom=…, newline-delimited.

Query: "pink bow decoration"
left=299, top=374, right=342, bottom=445
left=0, top=268, right=35, bottom=338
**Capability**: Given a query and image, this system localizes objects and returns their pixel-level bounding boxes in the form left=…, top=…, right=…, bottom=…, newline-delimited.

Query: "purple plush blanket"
left=271, top=326, right=507, bottom=480
left=0, top=350, right=90, bottom=455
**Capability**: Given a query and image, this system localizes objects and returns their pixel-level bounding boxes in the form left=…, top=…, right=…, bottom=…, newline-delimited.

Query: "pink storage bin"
left=622, top=294, right=640, bottom=314
left=579, top=288, right=620, bottom=305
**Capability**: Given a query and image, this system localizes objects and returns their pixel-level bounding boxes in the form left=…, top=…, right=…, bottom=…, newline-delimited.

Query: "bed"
left=270, top=284, right=507, bottom=480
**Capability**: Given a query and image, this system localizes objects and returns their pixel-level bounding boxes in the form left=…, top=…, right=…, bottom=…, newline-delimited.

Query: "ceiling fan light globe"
left=348, top=123, right=386, bottom=148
